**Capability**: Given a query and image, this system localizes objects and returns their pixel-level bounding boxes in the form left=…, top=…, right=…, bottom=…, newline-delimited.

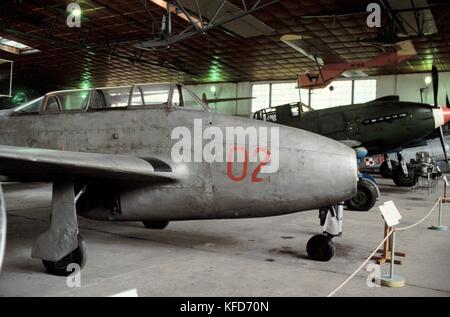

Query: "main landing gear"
left=380, top=154, right=398, bottom=178
left=392, top=151, right=417, bottom=187
left=32, top=180, right=87, bottom=276
left=42, top=235, right=86, bottom=276
left=306, top=204, right=343, bottom=261
left=381, top=152, right=418, bottom=187
left=345, top=177, right=379, bottom=211
left=348, top=147, right=379, bottom=212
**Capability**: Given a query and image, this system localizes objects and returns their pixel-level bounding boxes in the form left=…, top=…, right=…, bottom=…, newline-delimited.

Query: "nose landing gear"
left=307, top=204, right=343, bottom=262
left=307, top=234, right=335, bottom=261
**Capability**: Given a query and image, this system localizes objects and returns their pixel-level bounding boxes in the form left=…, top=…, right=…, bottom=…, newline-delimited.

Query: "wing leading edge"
left=0, top=145, right=176, bottom=182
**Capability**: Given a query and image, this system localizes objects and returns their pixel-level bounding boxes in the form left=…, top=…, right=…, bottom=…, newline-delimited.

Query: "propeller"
left=432, top=65, right=439, bottom=108
left=438, top=124, right=448, bottom=165
left=432, top=65, right=449, bottom=164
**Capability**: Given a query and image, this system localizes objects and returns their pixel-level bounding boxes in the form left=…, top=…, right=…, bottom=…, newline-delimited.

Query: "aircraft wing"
left=339, top=140, right=362, bottom=148
left=281, top=35, right=344, bottom=65
left=0, top=145, right=176, bottom=182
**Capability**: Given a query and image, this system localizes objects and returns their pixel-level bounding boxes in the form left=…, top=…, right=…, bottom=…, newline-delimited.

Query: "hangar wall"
left=375, top=72, right=450, bottom=104
left=188, top=72, right=450, bottom=118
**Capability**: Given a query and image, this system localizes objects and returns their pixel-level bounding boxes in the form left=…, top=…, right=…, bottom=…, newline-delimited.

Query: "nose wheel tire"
left=306, top=234, right=335, bottom=262
left=345, top=179, right=377, bottom=211
left=142, top=221, right=169, bottom=229
left=42, top=235, right=87, bottom=276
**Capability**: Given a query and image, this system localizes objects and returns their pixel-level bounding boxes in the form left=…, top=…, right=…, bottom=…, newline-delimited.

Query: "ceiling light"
left=72, top=8, right=82, bottom=17
left=0, top=37, right=39, bottom=55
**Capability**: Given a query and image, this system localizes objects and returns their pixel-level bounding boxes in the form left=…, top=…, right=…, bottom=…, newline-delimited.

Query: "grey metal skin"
left=0, top=83, right=357, bottom=264
left=0, top=184, right=5, bottom=271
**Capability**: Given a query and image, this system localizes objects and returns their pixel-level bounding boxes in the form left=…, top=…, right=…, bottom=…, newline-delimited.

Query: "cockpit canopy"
left=252, top=102, right=313, bottom=123
left=13, top=83, right=208, bottom=115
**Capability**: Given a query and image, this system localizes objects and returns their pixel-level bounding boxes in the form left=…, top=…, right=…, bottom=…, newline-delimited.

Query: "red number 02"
left=251, top=147, right=271, bottom=183
left=226, top=145, right=248, bottom=182
left=227, top=146, right=271, bottom=183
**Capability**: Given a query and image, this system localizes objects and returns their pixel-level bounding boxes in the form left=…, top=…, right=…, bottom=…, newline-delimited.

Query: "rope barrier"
left=327, top=197, right=442, bottom=297
left=396, top=198, right=441, bottom=231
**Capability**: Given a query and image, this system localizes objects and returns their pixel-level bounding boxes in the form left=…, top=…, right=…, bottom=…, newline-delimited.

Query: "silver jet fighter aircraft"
left=0, top=83, right=357, bottom=276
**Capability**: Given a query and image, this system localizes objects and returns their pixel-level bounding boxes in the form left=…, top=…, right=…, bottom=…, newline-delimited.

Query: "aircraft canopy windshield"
left=12, top=83, right=206, bottom=114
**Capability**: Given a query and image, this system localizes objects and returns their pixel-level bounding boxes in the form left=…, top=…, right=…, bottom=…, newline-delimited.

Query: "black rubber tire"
left=392, top=165, right=417, bottom=187
left=42, top=235, right=87, bottom=276
left=142, top=221, right=169, bottom=230
left=345, top=179, right=378, bottom=211
left=380, top=160, right=398, bottom=178
left=306, top=234, right=335, bottom=261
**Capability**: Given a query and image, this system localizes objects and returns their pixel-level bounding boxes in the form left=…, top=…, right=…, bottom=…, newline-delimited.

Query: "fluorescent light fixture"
left=0, top=37, right=40, bottom=55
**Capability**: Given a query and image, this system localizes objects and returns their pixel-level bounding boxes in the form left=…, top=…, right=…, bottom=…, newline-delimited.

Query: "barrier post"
left=380, top=228, right=405, bottom=287
left=429, top=178, right=448, bottom=231
left=378, top=201, right=406, bottom=288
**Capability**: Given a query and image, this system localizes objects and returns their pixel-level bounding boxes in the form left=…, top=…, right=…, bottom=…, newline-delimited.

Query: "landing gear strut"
left=392, top=152, right=417, bottom=187
left=32, top=180, right=87, bottom=276
left=380, top=154, right=398, bottom=178
left=307, top=204, right=343, bottom=262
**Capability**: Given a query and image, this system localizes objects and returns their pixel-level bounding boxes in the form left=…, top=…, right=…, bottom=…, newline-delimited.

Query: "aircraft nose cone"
left=207, top=118, right=357, bottom=218
left=275, top=126, right=358, bottom=211
left=443, top=107, right=450, bottom=126
left=432, top=107, right=450, bottom=128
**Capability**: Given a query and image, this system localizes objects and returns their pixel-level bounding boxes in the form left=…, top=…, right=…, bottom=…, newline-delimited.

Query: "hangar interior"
left=0, top=0, right=449, bottom=297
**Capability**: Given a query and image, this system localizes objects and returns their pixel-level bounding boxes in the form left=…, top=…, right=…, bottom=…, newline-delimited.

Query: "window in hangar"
left=353, top=79, right=377, bottom=104
left=251, top=79, right=377, bottom=112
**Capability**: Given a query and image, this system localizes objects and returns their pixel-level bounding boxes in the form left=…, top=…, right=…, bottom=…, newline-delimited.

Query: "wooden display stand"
left=371, top=223, right=406, bottom=265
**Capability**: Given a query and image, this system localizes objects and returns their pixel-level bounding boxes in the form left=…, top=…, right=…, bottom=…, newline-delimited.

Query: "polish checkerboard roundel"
left=364, top=157, right=375, bottom=166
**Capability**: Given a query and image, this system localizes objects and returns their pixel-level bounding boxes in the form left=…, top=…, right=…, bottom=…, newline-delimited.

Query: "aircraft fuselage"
left=0, top=104, right=357, bottom=222
left=254, top=99, right=443, bottom=155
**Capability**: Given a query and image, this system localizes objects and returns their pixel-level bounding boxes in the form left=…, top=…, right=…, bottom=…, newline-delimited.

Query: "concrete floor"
left=0, top=176, right=449, bottom=297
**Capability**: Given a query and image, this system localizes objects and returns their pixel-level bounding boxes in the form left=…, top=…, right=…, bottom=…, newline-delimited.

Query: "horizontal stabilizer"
left=202, top=93, right=254, bottom=105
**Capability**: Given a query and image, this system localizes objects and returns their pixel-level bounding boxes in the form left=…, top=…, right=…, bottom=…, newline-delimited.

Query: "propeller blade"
left=446, top=92, right=449, bottom=108
left=438, top=126, right=449, bottom=165
left=432, top=65, right=439, bottom=108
